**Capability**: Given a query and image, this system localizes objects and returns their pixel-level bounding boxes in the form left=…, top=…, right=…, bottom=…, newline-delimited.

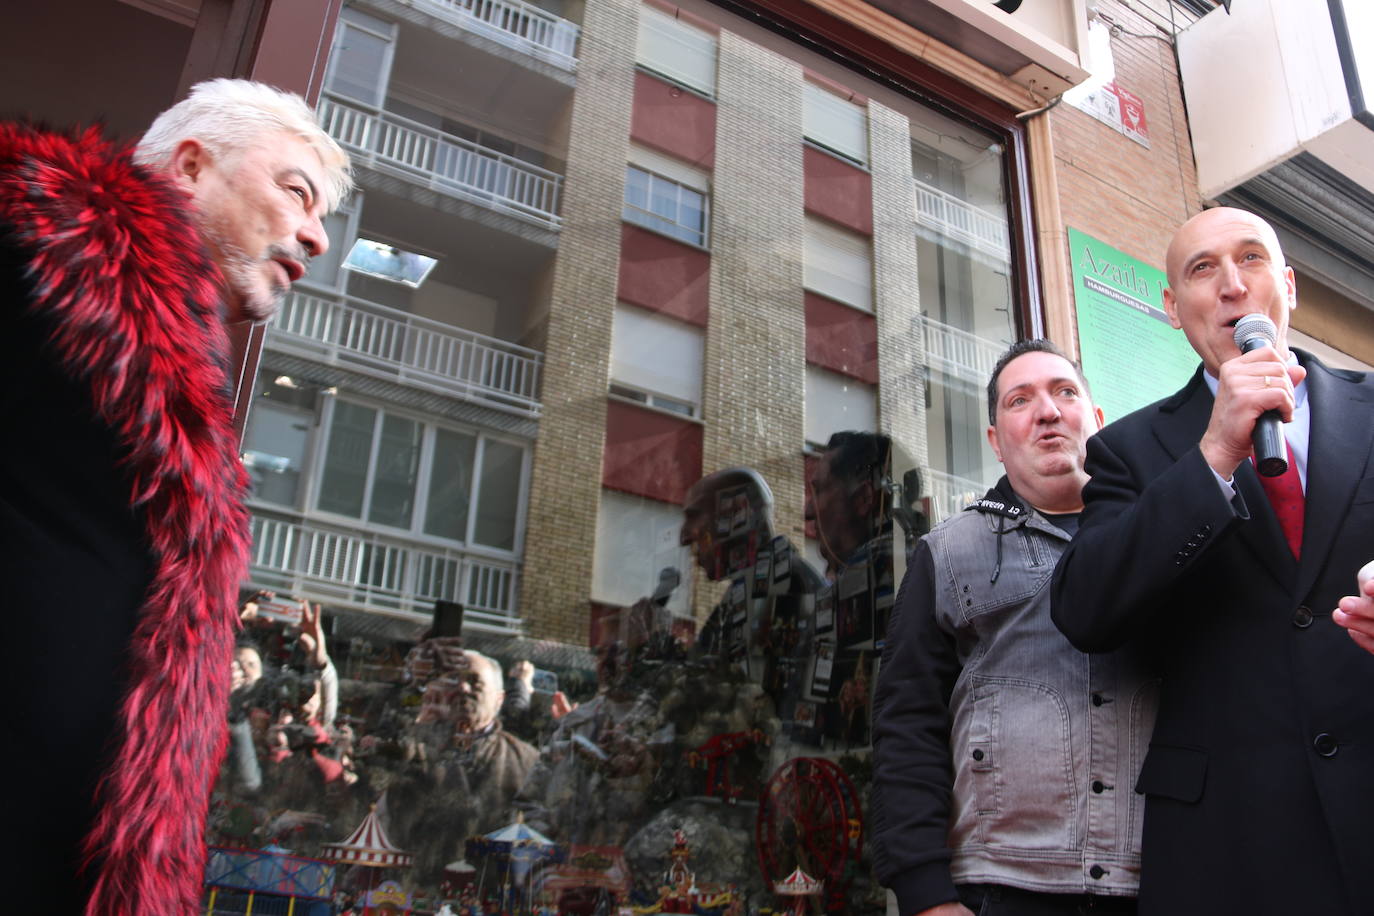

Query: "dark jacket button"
left=1293, top=606, right=1313, bottom=628
left=972, top=748, right=985, bottom=761
left=1314, top=733, right=1338, bottom=757
left=1092, top=780, right=1105, bottom=793
left=1089, top=865, right=1106, bottom=880
left=1091, top=693, right=1104, bottom=707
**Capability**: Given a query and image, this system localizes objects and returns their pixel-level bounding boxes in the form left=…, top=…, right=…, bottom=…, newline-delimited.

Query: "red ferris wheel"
left=755, top=757, right=863, bottom=913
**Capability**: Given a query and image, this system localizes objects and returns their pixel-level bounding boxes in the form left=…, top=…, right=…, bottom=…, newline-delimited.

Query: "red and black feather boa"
left=0, top=122, right=250, bottom=915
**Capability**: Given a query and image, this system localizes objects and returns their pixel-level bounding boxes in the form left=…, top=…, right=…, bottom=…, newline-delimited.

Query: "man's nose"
left=1033, top=392, right=1061, bottom=420
left=1217, top=258, right=1246, bottom=298
left=299, top=213, right=329, bottom=259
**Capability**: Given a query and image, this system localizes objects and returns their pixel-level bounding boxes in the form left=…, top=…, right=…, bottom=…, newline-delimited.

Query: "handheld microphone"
left=1232, top=313, right=1287, bottom=477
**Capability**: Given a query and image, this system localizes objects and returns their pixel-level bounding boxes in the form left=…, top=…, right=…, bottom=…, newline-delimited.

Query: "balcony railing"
left=319, top=95, right=563, bottom=230
left=924, top=468, right=990, bottom=526
left=920, top=315, right=1004, bottom=389
left=248, top=515, right=522, bottom=635
left=913, top=178, right=1010, bottom=264
left=413, top=0, right=579, bottom=68
left=270, top=285, right=543, bottom=417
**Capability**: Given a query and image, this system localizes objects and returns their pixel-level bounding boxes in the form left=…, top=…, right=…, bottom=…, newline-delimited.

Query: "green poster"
left=1069, top=227, right=1198, bottom=424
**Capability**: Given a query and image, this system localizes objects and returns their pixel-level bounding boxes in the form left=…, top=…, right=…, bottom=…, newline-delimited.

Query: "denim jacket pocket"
left=1135, top=743, right=1208, bottom=803
left=960, top=677, right=1076, bottom=849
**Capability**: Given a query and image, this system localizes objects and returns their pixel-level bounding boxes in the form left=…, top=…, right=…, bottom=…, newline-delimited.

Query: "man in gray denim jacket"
left=872, top=340, right=1157, bottom=916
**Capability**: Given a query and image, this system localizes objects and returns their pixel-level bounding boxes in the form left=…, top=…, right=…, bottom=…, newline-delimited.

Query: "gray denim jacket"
left=873, top=479, right=1158, bottom=912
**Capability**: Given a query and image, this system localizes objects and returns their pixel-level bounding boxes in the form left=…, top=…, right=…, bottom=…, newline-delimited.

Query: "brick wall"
left=518, top=0, right=639, bottom=643
left=1051, top=0, right=1202, bottom=326
left=697, top=30, right=808, bottom=619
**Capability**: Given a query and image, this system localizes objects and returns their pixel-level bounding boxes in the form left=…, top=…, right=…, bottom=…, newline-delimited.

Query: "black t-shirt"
left=1043, top=511, right=1081, bottom=537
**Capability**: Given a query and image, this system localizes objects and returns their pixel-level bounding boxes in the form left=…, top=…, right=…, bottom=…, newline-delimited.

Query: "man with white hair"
left=0, top=79, right=350, bottom=914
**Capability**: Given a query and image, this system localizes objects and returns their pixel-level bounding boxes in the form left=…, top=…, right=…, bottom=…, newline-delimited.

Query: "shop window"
left=636, top=4, right=717, bottom=96
left=804, top=216, right=872, bottom=311
left=610, top=304, right=704, bottom=416
left=803, top=81, right=868, bottom=165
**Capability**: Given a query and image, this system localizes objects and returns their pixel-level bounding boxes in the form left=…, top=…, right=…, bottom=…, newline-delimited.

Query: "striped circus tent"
left=773, top=867, right=821, bottom=896
left=320, top=803, right=413, bottom=869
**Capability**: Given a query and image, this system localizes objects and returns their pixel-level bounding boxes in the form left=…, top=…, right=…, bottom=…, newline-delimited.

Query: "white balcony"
left=924, top=468, right=990, bottom=526
left=320, top=94, right=563, bottom=230
left=411, top=0, right=579, bottom=69
left=248, top=514, right=522, bottom=635
left=270, top=285, right=543, bottom=418
left=913, top=178, right=1010, bottom=265
left=920, top=315, right=1004, bottom=390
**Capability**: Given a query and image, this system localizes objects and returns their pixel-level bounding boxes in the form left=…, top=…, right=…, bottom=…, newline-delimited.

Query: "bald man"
left=1052, top=207, right=1374, bottom=914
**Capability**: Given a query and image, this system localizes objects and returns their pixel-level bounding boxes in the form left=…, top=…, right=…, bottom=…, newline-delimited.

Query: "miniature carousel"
left=772, top=868, right=822, bottom=916
left=320, top=803, right=414, bottom=915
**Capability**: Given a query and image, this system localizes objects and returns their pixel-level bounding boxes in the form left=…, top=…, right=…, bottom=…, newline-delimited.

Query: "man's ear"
left=168, top=138, right=209, bottom=197
left=1162, top=286, right=1182, bottom=330
left=986, top=424, right=1004, bottom=464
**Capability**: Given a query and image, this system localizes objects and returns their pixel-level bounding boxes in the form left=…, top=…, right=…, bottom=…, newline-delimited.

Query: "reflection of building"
left=226, top=0, right=1052, bottom=643
left=16, top=0, right=1374, bottom=913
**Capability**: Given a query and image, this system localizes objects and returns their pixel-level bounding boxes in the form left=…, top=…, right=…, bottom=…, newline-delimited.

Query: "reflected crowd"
left=209, top=432, right=916, bottom=915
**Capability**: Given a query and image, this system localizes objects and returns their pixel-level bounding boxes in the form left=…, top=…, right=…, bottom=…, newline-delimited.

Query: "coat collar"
left=0, top=122, right=250, bottom=913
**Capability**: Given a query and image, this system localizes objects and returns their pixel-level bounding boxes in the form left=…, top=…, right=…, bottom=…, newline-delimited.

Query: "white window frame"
left=324, top=8, right=398, bottom=110
left=804, top=216, right=873, bottom=311
left=803, top=81, right=869, bottom=166
left=623, top=148, right=711, bottom=248
left=609, top=304, right=704, bottom=418
left=306, top=394, right=531, bottom=558
left=636, top=4, right=718, bottom=96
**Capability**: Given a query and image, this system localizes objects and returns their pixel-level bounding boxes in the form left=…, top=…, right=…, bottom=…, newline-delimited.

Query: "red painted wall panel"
left=618, top=224, right=711, bottom=327
left=602, top=400, right=704, bottom=505
left=803, top=145, right=873, bottom=235
left=631, top=71, right=716, bottom=170
left=805, top=291, right=879, bottom=384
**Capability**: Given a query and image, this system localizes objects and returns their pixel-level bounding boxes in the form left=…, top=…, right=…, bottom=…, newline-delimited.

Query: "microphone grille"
left=1233, top=313, right=1277, bottom=349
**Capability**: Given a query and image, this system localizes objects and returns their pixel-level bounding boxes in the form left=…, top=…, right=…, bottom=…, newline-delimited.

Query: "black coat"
left=1052, top=351, right=1374, bottom=915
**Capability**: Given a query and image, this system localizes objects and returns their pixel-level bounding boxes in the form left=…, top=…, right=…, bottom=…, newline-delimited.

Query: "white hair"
left=134, top=78, right=352, bottom=212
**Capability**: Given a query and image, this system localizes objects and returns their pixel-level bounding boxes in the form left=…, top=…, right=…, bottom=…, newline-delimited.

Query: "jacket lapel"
left=1296, top=352, right=1374, bottom=600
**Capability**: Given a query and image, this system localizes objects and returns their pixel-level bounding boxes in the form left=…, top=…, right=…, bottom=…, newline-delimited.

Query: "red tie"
left=1256, top=442, right=1304, bottom=559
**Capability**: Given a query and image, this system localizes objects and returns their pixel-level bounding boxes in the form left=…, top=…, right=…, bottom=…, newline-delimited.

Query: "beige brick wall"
left=694, top=30, right=808, bottom=620
left=518, top=0, right=638, bottom=643
left=869, top=100, right=927, bottom=479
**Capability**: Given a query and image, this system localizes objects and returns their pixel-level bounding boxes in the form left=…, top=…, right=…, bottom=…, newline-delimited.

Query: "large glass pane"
left=473, top=440, right=523, bottom=550
left=424, top=427, right=477, bottom=541
left=316, top=400, right=376, bottom=518
left=912, top=110, right=1013, bottom=491
left=241, top=401, right=311, bottom=507
left=367, top=413, right=421, bottom=528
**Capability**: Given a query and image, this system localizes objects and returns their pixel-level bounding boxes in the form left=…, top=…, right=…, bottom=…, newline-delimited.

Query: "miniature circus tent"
left=321, top=804, right=414, bottom=869
left=773, top=867, right=822, bottom=895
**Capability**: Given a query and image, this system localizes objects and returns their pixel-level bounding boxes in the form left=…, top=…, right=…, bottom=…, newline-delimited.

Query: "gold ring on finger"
left=1263, top=375, right=1273, bottom=388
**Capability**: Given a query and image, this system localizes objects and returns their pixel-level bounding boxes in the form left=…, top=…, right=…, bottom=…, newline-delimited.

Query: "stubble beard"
left=203, top=223, right=302, bottom=323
